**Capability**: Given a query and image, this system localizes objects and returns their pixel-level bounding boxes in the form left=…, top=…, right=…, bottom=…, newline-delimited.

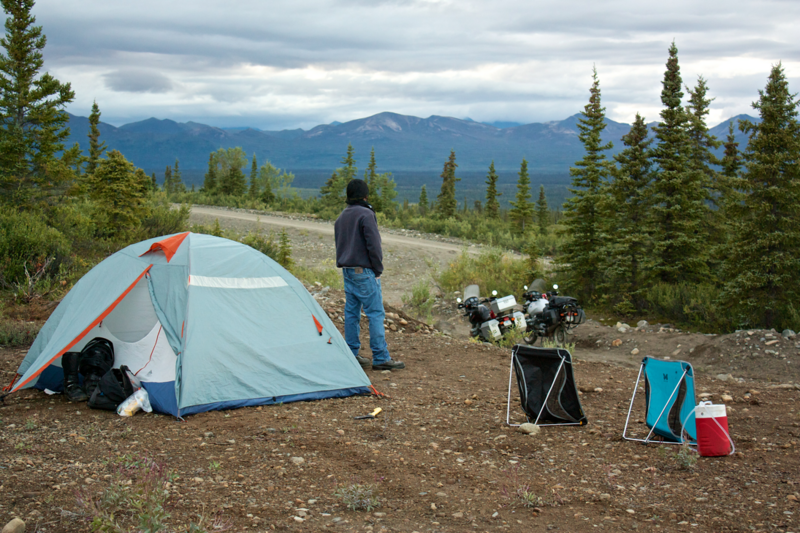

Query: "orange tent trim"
left=11, top=265, right=153, bottom=393
left=139, top=232, right=189, bottom=262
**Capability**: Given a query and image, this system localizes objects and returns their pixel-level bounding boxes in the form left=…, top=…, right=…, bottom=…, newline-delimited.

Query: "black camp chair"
left=506, top=345, right=588, bottom=427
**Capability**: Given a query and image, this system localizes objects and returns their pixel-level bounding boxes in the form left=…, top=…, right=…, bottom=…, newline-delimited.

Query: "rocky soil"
left=2, top=287, right=800, bottom=533
left=1, top=209, right=798, bottom=532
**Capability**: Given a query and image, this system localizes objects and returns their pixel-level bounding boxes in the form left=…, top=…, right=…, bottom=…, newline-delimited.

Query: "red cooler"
left=695, top=402, right=733, bottom=457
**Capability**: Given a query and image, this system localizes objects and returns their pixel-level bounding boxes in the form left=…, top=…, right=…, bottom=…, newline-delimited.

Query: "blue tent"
left=7, top=232, right=371, bottom=416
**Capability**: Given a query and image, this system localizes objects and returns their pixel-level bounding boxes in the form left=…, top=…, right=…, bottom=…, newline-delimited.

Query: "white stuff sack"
left=117, top=388, right=153, bottom=417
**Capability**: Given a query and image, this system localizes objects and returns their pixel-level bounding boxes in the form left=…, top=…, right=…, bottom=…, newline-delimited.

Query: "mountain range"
left=65, top=111, right=757, bottom=189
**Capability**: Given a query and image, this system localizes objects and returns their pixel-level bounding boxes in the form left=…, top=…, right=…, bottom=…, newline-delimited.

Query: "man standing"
left=334, top=179, right=405, bottom=371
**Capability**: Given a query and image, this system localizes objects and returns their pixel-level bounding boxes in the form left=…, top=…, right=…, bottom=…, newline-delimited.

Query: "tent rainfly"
left=4, top=232, right=372, bottom=416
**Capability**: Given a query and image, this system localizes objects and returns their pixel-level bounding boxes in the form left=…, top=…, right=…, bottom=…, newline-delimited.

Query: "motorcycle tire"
left=523, top=331, right=538, bottom=345
left=554, top=325, right=569, bottom=345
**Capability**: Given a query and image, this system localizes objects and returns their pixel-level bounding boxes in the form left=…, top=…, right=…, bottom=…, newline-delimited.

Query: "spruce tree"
left=436, top=150, right=459, bottom=218
left=484, top=160, right=501, bottom=219
left=418, top=185, right=428, bottom=215
left=559, top=67, right=614, bottom=302
left=376, top=172, right=397, bottom=213
left=535, top=185, right=548, bottom=232
left=86, top=100, right=105, bottom=176
left=602, top=113, right=653, bottom=312
left=721, top=120, right=743, bottom=179
left=172, top=159, right=185, bottom=193
left=163, top=165, right=173, bottom=196
left=509, top=158, right=533, bottom=233
left=88, top=150, right=148, bottom=238
left=0, top=0, right=75, bottom=204
left=649, top=42, right=709, bottom=283
left=202, top=152, right=216, bottom=193
left=260, top=162, right=275, bottom=205
left=720, top=63, right=800, bottom=331
left=340, top=143, right=357, bottom=181
left=248, top=154, right=259, bottom=198
left=150, top=172, right=157, bottom=191
left=278, top=228, right=293, bottom=269
left=214, top=147, right=247, bottom=196
left=364, top=147, right=380, bottom=211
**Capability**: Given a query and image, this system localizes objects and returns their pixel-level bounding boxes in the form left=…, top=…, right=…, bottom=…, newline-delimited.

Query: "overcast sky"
left=36, top=0, right=800, bottom=130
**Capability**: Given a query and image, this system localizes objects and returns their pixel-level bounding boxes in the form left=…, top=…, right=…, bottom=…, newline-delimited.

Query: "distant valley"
left=65, top=111, right=756, bottom=196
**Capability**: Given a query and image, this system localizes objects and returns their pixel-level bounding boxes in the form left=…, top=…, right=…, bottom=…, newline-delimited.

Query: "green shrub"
left=239, top=230, right=279, bottom=261
left=0, top=209, right=71, bottom=285
left=0, top=320, right=41, bottom=346
left=643, top=282, right=731, bottom=332
left=291, top=259, right=343, bottom=289
left=437, top=248, right=529, bottom=299
left=401, top=279, right=435, bottom=322
left=139, top=200, right=190, bottom=239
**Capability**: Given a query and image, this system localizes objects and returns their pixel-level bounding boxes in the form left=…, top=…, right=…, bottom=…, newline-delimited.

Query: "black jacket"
left=334, top=204, right=384, bottom=276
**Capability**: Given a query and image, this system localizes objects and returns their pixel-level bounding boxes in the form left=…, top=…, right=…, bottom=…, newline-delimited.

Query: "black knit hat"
left=346, top=179, right=370, bottom=200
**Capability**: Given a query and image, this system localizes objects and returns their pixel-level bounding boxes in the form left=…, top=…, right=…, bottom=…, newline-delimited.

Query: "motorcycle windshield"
left=463, top=285, right=480, bottom=300
left=530, top=279, right=547, bottom=293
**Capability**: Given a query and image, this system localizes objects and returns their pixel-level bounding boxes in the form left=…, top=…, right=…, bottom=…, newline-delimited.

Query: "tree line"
left=559, top=44, right=799, bottom=332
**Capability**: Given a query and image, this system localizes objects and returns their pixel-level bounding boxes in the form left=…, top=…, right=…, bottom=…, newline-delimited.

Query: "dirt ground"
left=2, top=287, right=800, bottom=533
left=1, top=209, right=799, bottom=532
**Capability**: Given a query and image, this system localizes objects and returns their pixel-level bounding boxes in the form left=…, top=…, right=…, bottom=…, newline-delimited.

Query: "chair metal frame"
left=505, top=345, right=584, bottom=427
left=622, top=359, right=695, bottom=445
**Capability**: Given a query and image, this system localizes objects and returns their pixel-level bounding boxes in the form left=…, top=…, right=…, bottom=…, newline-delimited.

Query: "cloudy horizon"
left=36, top=0, right=800, bottom=130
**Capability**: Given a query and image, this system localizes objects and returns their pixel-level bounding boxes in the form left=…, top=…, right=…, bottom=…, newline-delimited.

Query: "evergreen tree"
left=720, top=63, right=800, bottom=331
left=150, top=172, right=157, bottom=191
left=277, top=228, right=293, bottom=269
left=535, top=185, right=548, bottom=232
left=649, top=42, right=709, bottom=283
left=509, top=159, right=533, bottom=233
left=171, top=159, right=185, bottom=193
left=364, top=147, right=380, bottom=211
left=523, top=235, right=542, bottom=281
left=436, top=150, right=459, bottom=218
left=559, top=67, right=614, bottom=302
left=473, top=199, right=482, bottom=213
left=86, top=100, right=105, bottom=176
left=260, top=164, right=275, bottom=205
left=340, top=143, right=357, bottom=181
left=721, top=120, right=743, bottom=178
left=418, top=185, right=428, bottom=215
left=484, top=160, right=501, bottom=219
left=202, top=152, right=216, bottom=193
left=163, top=165, right=173, bottom=196
left=88, top=150, right=148, bottom=238
left=0, top=0, right=75, bottom=204
left=248, top=154, right=259, bottom=198
left=602, top=113, right=653, bottom=313
left=376, top=172, right=397, bottom=213
left=214, top=147, right=247, bottom=196
left=686, top=76, right=722, bottom=198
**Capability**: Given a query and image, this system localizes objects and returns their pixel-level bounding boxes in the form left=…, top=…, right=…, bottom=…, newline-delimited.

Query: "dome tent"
left=5, top=232, right=372, bottom=416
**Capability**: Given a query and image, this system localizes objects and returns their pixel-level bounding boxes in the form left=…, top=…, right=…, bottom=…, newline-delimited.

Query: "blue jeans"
left=343, top=267, right=390, bottom=364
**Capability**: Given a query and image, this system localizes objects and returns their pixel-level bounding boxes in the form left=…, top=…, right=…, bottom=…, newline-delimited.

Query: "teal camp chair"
left=623, top=357, right=697, bottom=444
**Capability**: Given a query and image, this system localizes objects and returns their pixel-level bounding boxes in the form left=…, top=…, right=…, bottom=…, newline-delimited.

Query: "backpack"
left=88, top=365, right=135, bottom=411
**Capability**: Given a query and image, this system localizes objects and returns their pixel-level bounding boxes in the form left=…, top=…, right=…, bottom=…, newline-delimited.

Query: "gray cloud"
left=103, top=69, right=174, bottom=93
left=32, top=0, right=800, bottom=129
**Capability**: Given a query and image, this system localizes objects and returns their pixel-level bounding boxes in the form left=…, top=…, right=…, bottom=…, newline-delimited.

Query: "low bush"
left=436, top=248, right=529, bottom=299
left=0, top=320, right=41, bottom=346
left=139, top=199, right=190, bottom=240
left=0, top=209, right=71, bottom=286
left=291, top=259, right=343, bottom=289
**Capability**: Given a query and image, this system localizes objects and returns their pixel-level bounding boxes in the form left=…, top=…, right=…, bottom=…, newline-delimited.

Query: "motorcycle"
left=457, top=284, right=527, bottom=342
left=521, top=278, right=585, bottom=345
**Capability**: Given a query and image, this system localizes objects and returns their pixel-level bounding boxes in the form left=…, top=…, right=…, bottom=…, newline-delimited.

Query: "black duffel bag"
left=88, top=365, right=134, bottom=411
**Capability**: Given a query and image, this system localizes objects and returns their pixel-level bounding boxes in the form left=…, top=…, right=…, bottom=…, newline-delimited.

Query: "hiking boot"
left=372, top=359, right=405, bottom=371
left=62, top=352, right=88, bottom=402
left=355, top=355, right=371, bottom=369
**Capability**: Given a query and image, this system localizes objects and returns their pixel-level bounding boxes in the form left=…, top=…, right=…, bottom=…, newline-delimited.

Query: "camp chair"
left=623, top=357, right=697, bottom=444
left=505, top=345, right=588, bottom=427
